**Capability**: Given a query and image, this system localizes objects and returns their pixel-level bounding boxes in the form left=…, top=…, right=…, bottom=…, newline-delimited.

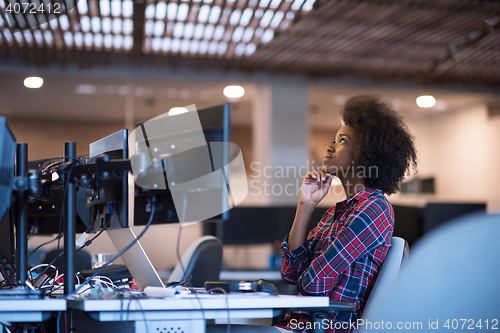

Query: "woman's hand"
left=299, top=169, right=334, bottom=207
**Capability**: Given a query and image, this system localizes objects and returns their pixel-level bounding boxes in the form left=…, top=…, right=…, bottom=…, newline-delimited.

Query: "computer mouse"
left=256, top=279, right=278, bottom=295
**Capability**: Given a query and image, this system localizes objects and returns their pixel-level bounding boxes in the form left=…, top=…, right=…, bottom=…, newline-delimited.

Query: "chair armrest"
left=273, top=300, right=356, bottom=333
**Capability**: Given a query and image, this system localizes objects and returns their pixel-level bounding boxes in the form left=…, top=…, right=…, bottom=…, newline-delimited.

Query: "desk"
left=68, top=294, right=329, bottom=333
left=0, top=299, right=66, bottom=323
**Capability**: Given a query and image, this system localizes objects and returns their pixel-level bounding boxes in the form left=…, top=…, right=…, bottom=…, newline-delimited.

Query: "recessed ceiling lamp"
left=223, top=85, right=245, bottom=98
left=168, top=107, right=188, bottom=115
left=416, top=95, right=436, bottom=108
left=24, top=77, right=43, bottom=88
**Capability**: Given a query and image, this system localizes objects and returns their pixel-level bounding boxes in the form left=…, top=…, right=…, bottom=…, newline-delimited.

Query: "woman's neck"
left=341, top=178, right=366, bottom=200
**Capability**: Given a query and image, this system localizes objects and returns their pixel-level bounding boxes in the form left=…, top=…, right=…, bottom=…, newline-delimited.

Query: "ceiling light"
left=123, top=0, right=134, bottom=17
left=242, top=27, right=254, bottom=43
left=259, top=10, right=274, bottom=28
left=168, top=107, right=189, bottom=115
left=213, top=25, right=225, bottom=40
left=111, top=0, right=121, bottom=16
left=77, top=0, right=88, bottom=14
left=434, top=100, right=447, bottom=111
left=229, top=9, right=242, bottom=25
left=145, top=4, right=155, bottom=19
left=232, top=26, right=244, bottom=42
left=155, top=2, right=167, bottom=20
left=240, top=8, right=253, bottom=26
left=217, top=41, right=228, bottom=55
left=75, top=84, right=96, bottom=95
left=198, top=5, right=210, bottom=23
left=177, top=3, right=189, bottom=21
left=260, top=29, right=274, bottom=44
left=162, top=37, right=171, bottom=52
left=302, top=0, right=316, bottom=11
left=245, top=43, right=256, bottom=56
left=416, top=95, right=436, bottom=108
left=24, top=77, right=43, bottom=88
left=179, top=89, right=191, bottom=99
left=391, top=98, right=402, bottom=111
left=270, top=11, right=284, bottom=29
left=91, top=17, right=101, bottom=33
left=124, top=36, right=133, bottom=49
left=223, top=85, right=245, bottom=98
left=208, top=6, right=221, bottom=23
left=332, top=95, right=347, bottom=105
left=100, top=0, right=110, bottom=16
left=291, top=0, right=306, bottom=10
left=81, top=16, right=91, bottom=32
left=167, top=3, right=178, bottom=20
left=234, top=43, right=246, bottom=56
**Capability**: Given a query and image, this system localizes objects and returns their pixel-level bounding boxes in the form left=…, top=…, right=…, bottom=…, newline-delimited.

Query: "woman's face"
left=323, top=125, right=357, bottom=178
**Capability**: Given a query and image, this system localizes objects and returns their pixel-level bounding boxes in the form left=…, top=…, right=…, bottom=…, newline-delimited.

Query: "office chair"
left=207, top=236, right=408, bottom=333
left=41, top=248, right=92, bottom=273
left=27, top=248, right=47, bottom=268
left=167, top=235, right=223, bottom=288
left=359, top=213, right=500, bottom=333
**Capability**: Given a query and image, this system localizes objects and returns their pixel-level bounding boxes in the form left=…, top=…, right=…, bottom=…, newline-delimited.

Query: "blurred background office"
left=1, top=0, right=499, bottom=278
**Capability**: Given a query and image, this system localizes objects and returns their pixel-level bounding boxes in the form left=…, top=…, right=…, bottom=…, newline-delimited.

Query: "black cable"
left=175, top=225, right=206, bottom=324
left=133, top=295, right=149, bottom=333
left=38, top=156, right=85, bottom=172
left=32, top=215, right=109, bottom=287
left=71, top=199, right=157, bottom=296
left=28, top=157, right=87, bottom=260
left=27, top=234, right=63, bottom=259
left=206, top=287, right=231, bottom=333
left=32, top=163, right=74, bottom=286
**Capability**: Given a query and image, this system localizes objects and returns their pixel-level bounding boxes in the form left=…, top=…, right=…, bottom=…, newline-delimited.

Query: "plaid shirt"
left=275, top=187, right=394, bottom=333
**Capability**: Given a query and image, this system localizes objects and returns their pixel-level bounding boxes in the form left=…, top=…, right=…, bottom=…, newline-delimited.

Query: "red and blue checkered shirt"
left=275, top=187, right=394, bottom=332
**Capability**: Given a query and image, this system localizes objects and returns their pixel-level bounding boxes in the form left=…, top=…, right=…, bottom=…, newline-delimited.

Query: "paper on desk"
left=181, top=292, right=274, bottom=298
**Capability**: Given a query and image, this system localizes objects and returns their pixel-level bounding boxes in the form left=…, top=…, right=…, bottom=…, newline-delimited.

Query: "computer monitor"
left=0, top=116, right=16, bottom=282
left=424, top=202, right=486, bottom=232
left=0, top=208, right=15, bottom=266
left=131, top=104, right=231, bottom=226
left=203, top=206, right=328, bottom=245
left=85, top=129, right=129, bottom=231
left=392, top=205, right=425, bottom=246
left=25, top=158, right=91, bottom=235
left=0, top=116, right=16, bottom=222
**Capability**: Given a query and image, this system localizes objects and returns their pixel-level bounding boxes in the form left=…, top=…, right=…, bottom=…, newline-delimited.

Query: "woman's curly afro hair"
left=340, top=94, right=417, bottom=195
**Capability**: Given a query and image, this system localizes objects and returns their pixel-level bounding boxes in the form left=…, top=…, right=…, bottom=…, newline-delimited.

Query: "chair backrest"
left=167, top=235, right=223, bottom=287
left=359, top=213, right=500, bottom=333
left=362, top=236, right=408, bottom=318
left=41, top=248, right=92, bottom=272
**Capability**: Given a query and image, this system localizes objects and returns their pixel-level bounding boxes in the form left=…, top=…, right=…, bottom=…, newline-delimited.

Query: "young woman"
left=275, top=94, right=417, bottom=332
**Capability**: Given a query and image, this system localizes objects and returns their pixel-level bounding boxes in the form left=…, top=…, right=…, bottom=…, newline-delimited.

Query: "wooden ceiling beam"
left=132, top=0, right=146, bottom=63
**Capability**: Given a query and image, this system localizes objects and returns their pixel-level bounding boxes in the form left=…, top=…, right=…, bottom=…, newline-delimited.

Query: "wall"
left=390, top=105, right=500, bottom=213
left=7, top=117, right=124, bottom=160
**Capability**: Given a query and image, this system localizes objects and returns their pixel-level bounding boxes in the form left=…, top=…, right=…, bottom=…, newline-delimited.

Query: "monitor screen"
left=203, top=206, right=329, bottom=245
left=424, top=202, right=486, bottom=232
left=132, top=104, right=231, bottom=226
